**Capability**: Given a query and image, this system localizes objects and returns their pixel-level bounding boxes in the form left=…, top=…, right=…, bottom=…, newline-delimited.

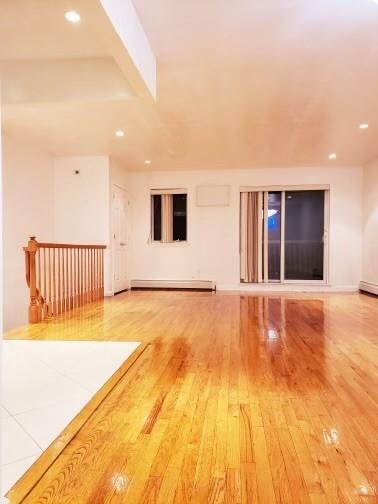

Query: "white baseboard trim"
left=105, top=291, right=114, bottom=297
left=217, top=284, right=359, bottom=293
left=359, top=281, right=378, bottom=295
left=130, top=279, right=216, bottom=290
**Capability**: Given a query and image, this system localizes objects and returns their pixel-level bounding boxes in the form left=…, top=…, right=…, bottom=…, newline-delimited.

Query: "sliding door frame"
left=240, top=184, right=330, bottom=285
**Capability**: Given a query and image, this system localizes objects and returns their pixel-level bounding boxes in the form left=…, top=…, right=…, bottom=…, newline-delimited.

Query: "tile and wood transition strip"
left=6, top=343, right=149, bottom=504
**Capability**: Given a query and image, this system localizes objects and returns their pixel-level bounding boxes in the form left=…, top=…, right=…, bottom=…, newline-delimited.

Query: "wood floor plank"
left=4, top=291, right=377, bottom=503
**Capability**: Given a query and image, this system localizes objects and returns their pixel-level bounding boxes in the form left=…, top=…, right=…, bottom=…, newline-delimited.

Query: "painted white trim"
left=112, top=184, right=129, bottom=294
left=150, top=241, right=189, bottom=247
left=217, top=283, right=358, bottom=293
left=150, top=188, right=187, bottom=195
left=263, top=191, right=269, bottom=283
left=280, top=191, right=286, bottom=283
left=240, top=184, right=330, bottom=193
left=257, top=191, right=263, bottom=283
left=130, top=279, right=215, bottom=290
left=359, top=281, right=378, bottom=295
left=105, top=290, right=115, bottom=296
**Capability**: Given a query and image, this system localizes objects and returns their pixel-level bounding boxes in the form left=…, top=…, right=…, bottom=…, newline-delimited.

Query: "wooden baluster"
left=87, top=248, right=90, bottom=303
left=96, top=249, right=99, bottom=300
left=88, top=248, right=91, bottom=303
left=95, top=248, right=97, bottom=300
left=37, top=248, right=41, bottom=313
left=70, top=248, right=73, bottom=310
left=73, top=248, right=77, bottom=308
left=98, top=249, right=101, bottom=299
left=57, top=248, right=61, bottom=314
left=76, top=248, right=79, bottom=308
left=65, top=248, right=69, bottom=313
left=89, top=248, right=91, bottom=302
left=48, top=248, right=52, bottom=317
left=89, top=249, right=94, bottom=301
left=83, top=248, right=86, bottom=306
left=100, top=249, right=104, bottom=298
left=97, top=249, right=100, bottom=299
left=42, top=248, right=47, bottom=319
left=59, top=248, right=62, bottom=313
left=84, top=249, right=89, bottom=304
left=93, top=248, right=96, bottom=301
left=81, top=248, right=84, bottom=306
left=27, top=237, right=42, bottom=323
left=88, top=248, right=91, bottom=302
left=63, top=247, right=66, bottom=313
left=102, top=249, right=104, bottom=297
left=53, top=248, right=57, bottom=315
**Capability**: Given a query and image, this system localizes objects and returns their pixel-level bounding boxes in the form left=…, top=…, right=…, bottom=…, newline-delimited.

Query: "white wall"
left=361, top=158, right=378, bottom=289
left=129, top=166, right=363, bottom=290
left=2, top=134, right=54, bottom=330
left=53, top=156, right=111, bottom=292
left=0, top=97, right=3, bottom=336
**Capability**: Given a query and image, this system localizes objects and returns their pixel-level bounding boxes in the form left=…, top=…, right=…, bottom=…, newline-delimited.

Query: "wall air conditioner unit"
left=130, top=279, right=216, bottom=290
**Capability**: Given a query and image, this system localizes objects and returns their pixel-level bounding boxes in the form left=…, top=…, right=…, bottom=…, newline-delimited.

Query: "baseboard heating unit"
left=130, top=280, right=216, bottom=291
left=359, top=281, right=378, bottom=296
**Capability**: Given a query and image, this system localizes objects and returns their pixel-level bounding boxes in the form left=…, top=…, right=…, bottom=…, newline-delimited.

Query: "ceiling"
left=1, top=0, right=378, bottom=170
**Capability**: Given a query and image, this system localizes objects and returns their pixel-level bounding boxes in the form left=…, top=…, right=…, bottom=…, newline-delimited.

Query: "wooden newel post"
left=25, top=236, right=42, bottom=323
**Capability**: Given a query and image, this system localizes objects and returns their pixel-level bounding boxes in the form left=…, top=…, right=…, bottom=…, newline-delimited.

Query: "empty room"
left=1, top=1, right=377, bottom=503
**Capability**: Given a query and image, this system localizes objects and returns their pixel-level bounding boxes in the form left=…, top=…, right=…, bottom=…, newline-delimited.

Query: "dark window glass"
left=268, top=191, right=281, bottom=281
left=285, top=190, right=324, bottom=280
left=173, top=194, right=187, bottom=241
left=152, top=195, right=161, bottom=241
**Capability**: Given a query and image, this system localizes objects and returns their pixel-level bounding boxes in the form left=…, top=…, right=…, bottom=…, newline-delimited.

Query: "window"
left=151, top=192, right=187, bottom=242
left=240, top=188, right=328, bottom=283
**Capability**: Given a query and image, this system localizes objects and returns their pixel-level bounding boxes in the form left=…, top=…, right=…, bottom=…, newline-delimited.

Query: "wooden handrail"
left=36, top=243, right=106, bottom=249
left=24, top=237, right=106, bottom=323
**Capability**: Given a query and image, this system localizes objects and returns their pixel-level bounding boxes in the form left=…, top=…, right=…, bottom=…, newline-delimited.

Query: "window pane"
left=268, top=192, right=281, bottom=281
left=153, top=195, right=161, bottom=241
left=173, top=194, right=187, bottom=241
left=285, top=190, right=324, bottom=280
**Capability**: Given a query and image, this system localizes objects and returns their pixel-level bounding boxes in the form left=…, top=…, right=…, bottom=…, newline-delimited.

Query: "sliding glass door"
left=267, top=192, right=282, bottom=281
left=240, top=188, right=328, bottom=284
left=284, top=191, right=324, bottom=281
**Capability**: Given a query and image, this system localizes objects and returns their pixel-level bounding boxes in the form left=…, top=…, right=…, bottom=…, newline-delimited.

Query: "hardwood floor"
left=5, top=291, right=378, bottom=503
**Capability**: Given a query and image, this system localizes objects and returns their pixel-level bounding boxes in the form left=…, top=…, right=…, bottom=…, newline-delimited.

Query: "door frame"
left=240, top=184, right=330, bottom=285
left=111, top=184, right=129, bottom=294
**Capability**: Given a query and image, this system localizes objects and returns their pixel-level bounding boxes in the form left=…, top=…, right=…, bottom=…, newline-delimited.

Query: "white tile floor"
left=1, top=340, right=140, bottom=497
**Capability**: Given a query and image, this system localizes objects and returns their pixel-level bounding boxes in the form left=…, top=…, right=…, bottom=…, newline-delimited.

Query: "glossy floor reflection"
left=4, top=291, right=378, bottom=503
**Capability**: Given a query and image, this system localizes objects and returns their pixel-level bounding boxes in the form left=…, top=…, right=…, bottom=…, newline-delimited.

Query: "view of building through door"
left=112, top=185, right=129, bottom=293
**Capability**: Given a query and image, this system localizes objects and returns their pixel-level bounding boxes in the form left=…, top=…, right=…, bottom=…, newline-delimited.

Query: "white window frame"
left=150, top=189, right=188, bottom=245
left=240, top=185, right=330, bottom=285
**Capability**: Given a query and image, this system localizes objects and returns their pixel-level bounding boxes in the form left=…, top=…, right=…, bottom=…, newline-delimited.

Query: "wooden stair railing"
left=24, top=237, right=106, bottom=323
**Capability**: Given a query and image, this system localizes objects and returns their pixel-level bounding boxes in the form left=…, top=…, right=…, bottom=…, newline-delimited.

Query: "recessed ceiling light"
left=64, top=10, right=81, bottom=23
left=359, top=123, right=369, bottom=129
left=144, top=160, right=151, bottom=164
left=115, top=130, right=125, bottom=137
left=328, top=153, right=337, bottom=160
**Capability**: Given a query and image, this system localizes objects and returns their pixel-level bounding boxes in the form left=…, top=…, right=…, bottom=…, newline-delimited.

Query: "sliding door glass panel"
left=285, top=190, right=324, bottom=280
left=268, top=192, right=281, bottom=281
